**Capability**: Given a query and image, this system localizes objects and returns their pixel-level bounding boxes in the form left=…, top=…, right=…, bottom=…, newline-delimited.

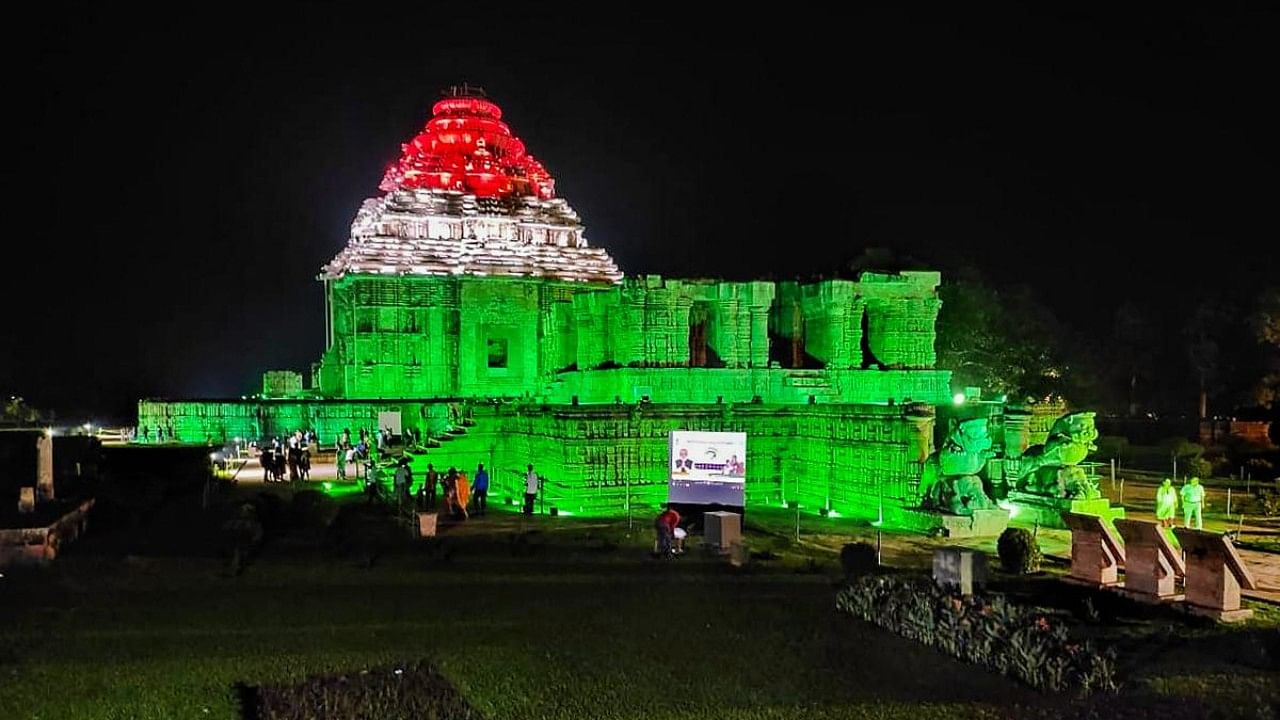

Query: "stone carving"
left=920, top=418, right=997, bottom=515
left=1015, top=411, right=1100, bottom=499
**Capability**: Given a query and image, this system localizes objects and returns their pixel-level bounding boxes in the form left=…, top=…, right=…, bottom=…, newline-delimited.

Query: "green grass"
left=1, top=493, right=1277, bottom=719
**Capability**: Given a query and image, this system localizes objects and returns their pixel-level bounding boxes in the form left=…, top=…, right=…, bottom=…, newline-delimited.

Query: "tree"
left=1184, top=300, right=1229, bottom=419
left=1, top=396, right=46, bottom=426
left=936, top=279, right=1075, bottom=402
left=1249, top=287, right=1280, bottom=408
left=1112, top=301, right=1157, bottom=416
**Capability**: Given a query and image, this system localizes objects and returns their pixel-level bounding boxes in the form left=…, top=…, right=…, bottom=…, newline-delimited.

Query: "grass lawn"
left=1, top=488, right=1277, bottom=719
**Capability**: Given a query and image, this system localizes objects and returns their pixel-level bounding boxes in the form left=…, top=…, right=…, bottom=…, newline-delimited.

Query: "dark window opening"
left=487, top=338, right=509, bottom=369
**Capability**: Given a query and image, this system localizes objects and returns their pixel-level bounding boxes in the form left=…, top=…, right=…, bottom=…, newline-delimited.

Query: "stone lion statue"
left=919, top=417, right=998, bottom=515
left=1014, top=411, right=1101, bottom=499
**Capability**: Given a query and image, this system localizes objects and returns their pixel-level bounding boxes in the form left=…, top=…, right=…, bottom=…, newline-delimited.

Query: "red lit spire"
left=379, top=85, right=555, bottom=199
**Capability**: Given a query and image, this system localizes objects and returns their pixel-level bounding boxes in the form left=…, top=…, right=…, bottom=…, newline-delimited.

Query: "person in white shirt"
left=524, top=464, right=539, bottom=515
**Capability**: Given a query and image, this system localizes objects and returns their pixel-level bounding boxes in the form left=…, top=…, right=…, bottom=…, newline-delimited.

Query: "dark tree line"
left=934, top=274, right=1280, bottom=419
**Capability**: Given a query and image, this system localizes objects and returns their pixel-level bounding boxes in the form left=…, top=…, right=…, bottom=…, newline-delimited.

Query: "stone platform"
left=1007, top=492, right=1124, bottom=530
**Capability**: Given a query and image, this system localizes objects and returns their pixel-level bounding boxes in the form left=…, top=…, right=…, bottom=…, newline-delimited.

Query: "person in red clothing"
left=655, top=506, right=681, bottom=557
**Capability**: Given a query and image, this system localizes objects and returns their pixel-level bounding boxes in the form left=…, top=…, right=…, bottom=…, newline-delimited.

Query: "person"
left=438, top=466, right=451, bottom=510
left=1181, top=476, right=1205, bottom=530
left=261, top=447, right=275, bottom=483
left=654, top=506, right=680, bottom=556
left=673, top=447, right=693, bottom=474
left=473, top=463, right=489, bottom=516
left=393, top=458, right=412, bottom=506
left=455, top=469, right=471, bottom=520
left=524, top=464, right=539, bottom=515
left=724, top=454, right=743, bottom=477
left=443, top=468, right=459, bottom=517
left=1155, top=478, right=1178, bottom=528
left=335, top=431, right=348, bottom=481
left=420, top=463, right=438, bottom=509
left=299, top=446, right=311, bottom=481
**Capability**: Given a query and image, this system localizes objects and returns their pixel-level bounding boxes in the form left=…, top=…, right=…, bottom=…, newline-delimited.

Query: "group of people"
left=409, top=463, right=491, bottom=519
left=135, top=424, right=177, bottom=443
left=259, top=430, right=315, bottom=483
left=1155, top=476, right=1208, bottom=530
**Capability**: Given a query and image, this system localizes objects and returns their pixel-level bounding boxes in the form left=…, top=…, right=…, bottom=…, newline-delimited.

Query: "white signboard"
left=669, top=431, right=747, bottom=482
left=377, top=411, right=403, bottom=436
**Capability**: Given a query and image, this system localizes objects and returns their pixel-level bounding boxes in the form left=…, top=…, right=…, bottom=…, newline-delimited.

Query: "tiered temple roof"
left=321, top=88, right=621, bottom=283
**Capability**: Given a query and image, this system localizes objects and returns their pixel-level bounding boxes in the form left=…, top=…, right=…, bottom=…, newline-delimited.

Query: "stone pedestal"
left=1062, top=511, right=1125, bottom=587
left=1114, top=519, right=1184, bottom=602
left=924, top=507, right=1010, bottom=538
left=1009, top=492, right=1124, bottom=530
left=417, top=512, right=438, bottom=538
left=18, top=487, right=35, bottom=514
left=1173, top=528, right=1258, bottom=622
left=933, top=547, right=988, bottom=595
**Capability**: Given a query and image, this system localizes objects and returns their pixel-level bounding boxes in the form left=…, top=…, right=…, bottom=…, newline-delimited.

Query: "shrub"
left=1161, top=437, right=1205, bottom=460
left=1182, top=457, right=1213, bottom=480
left=253, top=660, right=480, bottom=720
left=836, top=574, right=1118, bottom=694
left=1259, top=492, right=1280, bottom=517
left=1093, top=436, right=1130, bottom=463
left=839, top=542, right=879, bottom=581
left=997, top=527, right=1043, bottom=574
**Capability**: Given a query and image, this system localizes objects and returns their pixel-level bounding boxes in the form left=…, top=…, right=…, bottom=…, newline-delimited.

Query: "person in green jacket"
left=1180, top=476, right=1205, bottom=530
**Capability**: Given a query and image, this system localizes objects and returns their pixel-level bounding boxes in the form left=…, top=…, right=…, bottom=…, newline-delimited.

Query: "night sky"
left=5, top=6, right=1277, bottom=422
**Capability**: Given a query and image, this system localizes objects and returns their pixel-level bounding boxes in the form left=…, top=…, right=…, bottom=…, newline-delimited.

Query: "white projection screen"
left=667, top=430, right=747, bottom=506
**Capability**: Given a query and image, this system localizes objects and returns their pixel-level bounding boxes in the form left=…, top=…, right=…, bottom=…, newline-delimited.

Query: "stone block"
left=1062, top=511, right=1125, bottom=587
left=1173, top=528, right=1258, bottom=622
left=1114, top=518, right=1184, bottom=602
left=932, top=546, right=988, bottom=595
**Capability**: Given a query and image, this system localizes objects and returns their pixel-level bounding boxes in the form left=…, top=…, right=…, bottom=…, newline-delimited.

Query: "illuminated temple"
left=139, top=88, right=1031, bottom=532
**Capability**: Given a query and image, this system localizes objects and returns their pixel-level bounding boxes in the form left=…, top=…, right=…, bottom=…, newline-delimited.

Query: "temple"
left=138, top=87, right=1102, bottom=532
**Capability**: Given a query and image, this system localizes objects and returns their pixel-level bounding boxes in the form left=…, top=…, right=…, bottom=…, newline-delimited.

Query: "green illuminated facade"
left=137, top=90, right=1086, bottom=533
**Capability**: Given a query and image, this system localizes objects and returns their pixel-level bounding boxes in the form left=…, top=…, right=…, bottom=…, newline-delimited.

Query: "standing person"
left=335, top=431, right=348, bottom=481
left=261, top=447, right=274, bottom=482
left=299, top=445, right=311, bottom=481
left=422, top=463, right=438, bottom=509
left=455, top=469, right=471, bottom=520
left=286, top=439, right=300, bottom=482
left=393, top=458, right=412, bottom=507
left=473, top=463, right=489, bottom=516
left=524, top=464, right=539, bottom=515
left=443, top=468, right=459, bottom=517
left=1181, top=476, right=1206, bottom=530
left=438, top=466, right=451, bottom=511
left=1155, top=478, right=1178, bottom=528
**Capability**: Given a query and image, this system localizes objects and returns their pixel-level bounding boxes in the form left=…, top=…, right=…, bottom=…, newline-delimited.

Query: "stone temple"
left=141, top=88, right=1093, bottom=531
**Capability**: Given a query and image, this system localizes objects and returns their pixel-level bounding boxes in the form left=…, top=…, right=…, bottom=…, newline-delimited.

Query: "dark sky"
left=4, top=5, right=1277, bottom=422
